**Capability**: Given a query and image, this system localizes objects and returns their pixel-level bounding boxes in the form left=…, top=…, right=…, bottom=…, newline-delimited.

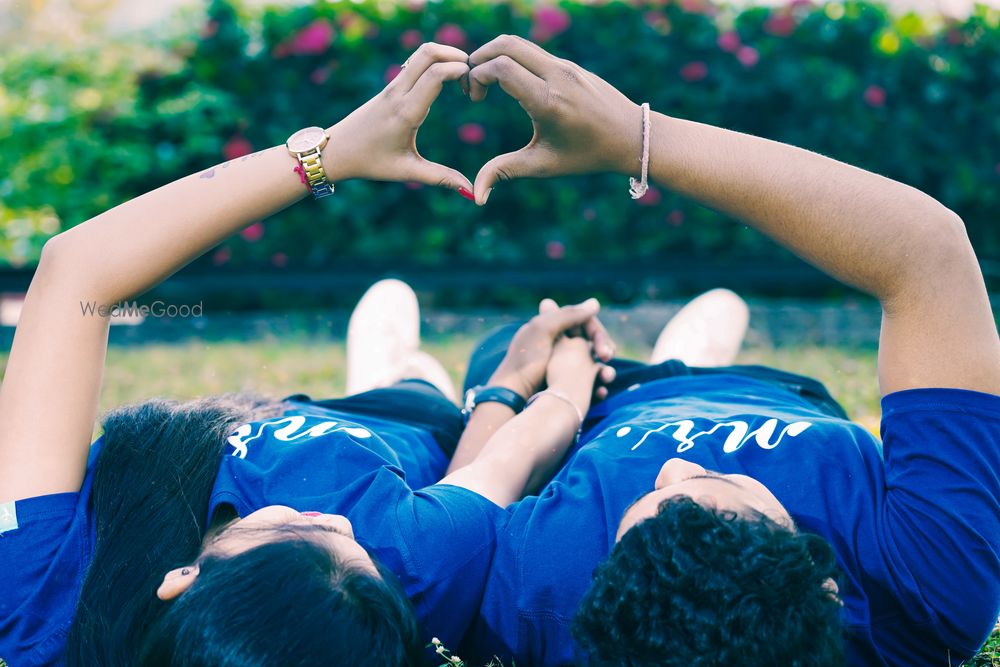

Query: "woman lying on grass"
left=0, top=42, right=615, bottom=667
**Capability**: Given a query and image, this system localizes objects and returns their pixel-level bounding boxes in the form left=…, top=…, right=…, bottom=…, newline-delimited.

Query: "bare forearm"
left=441, top=393, right=580, bottom=507
left=47, top=124, right=349, bottom=303
left=447, top=403, right=516, bottom=474
left=646, top=114, right=965, bottom=302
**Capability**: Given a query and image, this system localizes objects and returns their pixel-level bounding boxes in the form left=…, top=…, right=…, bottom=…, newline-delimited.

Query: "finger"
left=539, top=298, right=559, bottom=315
left=469, top=34, right=560, bottom=78
left=595, top=386, right=609, bottom=401
left=584, top=315, right=617, bottom=361
left=536, top=299, right=601, bottom=336
left=393, top=42, right=469, bottom=92
left=407, top=61, right=471, bottom=112
left=473, top=146, right=558, bottom=204
left=400, top=155, right=474, bottom=193
left=468, top=55, right=546, bottom=106
left=599, top=364, right=617, bottom=385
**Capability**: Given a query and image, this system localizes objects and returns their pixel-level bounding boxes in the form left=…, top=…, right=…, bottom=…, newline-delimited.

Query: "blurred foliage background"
left=0, top=0, right=998, bottom=284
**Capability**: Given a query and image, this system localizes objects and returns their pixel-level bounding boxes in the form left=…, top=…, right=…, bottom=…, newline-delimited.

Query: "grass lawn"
left=3, top=335, right=998, bottom=662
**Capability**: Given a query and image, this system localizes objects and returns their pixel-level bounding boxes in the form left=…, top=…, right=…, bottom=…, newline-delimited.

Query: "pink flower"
left=717, top=31, right=741, bottom=53
left=668, top=209, right=685, bottom=226
left=680, top=0, right=706, bottom=13
left=546, top=240, right=566, bottom=260
left=434, top=24, right=467, bottom=48
left=289, top=19, right=335, bottom=55
left=637, top=185, right=662, bottom=206
left=240, top=222, right=265, bottom=243
left=223, top=134, right=253, bottom=161
left=679, top=61, right=709, bottom=82
left=400, top=29, right=424, bottom=49
left=270, top=252, right=288, bottom=268
left=531, top=6, right=571, bottom=42
left=764, top=13, right=796, bottom=36
left=310, top=66, right=331, bottom=85
left=212, top=247, right=231, bottom=266
left=385, top=64, right=403, bottom=83
left=736, top=46, right=760, bottom=68
left=863, top=84, right=886, bottom=108
left=201, top=20, right=218, bottom=39
left=457, top=123, right=486, bottom=145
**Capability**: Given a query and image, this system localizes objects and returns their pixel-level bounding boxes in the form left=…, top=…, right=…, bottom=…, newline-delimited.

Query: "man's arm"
left=467, top=35, right=1000, bottom=396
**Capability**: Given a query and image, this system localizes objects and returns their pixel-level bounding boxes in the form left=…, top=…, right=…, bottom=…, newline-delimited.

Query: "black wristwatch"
left=462, top=385, right=527, bottom=421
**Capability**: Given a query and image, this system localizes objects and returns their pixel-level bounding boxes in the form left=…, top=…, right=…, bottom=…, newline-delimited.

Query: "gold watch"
left=286, top=126, right=334, bottom=199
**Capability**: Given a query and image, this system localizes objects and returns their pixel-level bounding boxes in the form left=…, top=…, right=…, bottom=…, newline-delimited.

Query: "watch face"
left=287, top=126, right=326, bottom=153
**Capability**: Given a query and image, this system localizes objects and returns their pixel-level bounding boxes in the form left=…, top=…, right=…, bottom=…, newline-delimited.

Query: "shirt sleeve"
left=879, top=387, right=1000, bottom=658
left=0, top=492, right=91, bottom=666
left=395, top=484, right=511, bottom=648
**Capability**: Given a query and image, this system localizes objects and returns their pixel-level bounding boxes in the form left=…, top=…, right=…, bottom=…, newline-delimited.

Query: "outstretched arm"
left=0, top=43, right=474, bottom=504
left=467, top=35, right=1000, bottom=397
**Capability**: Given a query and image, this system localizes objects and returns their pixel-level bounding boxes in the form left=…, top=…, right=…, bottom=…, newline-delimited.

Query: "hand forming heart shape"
left=325, top=36, right=643, bottom=206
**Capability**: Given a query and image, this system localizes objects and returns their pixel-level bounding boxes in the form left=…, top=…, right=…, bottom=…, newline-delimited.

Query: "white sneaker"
left=346, top=279, right=420, bottom=395
left=399, top=350, right=457, bottom=402
left=650, top=289, right=750, bottom=367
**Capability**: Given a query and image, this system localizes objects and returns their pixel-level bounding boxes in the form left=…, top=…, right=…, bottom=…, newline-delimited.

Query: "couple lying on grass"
left=1, top=35, right=998, bottom=667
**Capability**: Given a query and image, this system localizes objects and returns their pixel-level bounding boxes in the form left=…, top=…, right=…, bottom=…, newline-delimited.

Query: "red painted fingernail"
left=458, top=187, right=476, bottom=201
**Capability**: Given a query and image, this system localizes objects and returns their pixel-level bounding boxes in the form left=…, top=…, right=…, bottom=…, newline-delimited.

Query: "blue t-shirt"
left=467, top=375, right=1000, bottom=667
left=0, top=402, right=507, bottom=666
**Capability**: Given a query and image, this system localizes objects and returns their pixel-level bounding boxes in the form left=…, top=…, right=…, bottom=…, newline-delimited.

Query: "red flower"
left=385, top=64, right=403, bottom=83
left=458, top=123, right=486, bottom=145
left=240, top=222, right=265, bottom=243
left=668, top=209, right=685, bottom=226
left=400, top=29, right=424, bottom=49
left=679, top=61, right=709, bottom=82
left=212, top=247, right=231, bottom=266
left=289, top=19, right=335, bottom=55
left=717, top=31, right=741, bottom=53
left=201, top=20, right=219, bottom=39
left=531, top=6, right=571, bottom=43
left=434, top=24, right=467, bottom=48
left=764, top=13, right=796, bottom=36
left=863, top=84, right=886, bottom=108
left=637, top=185, right=662, bottom=206
left=310, top=66, right=331, bottom=85
left=223, top=134, right=253, bottom=161
left=736, top=46, right=760, bottom=68
left=546, top=240, right=566, bottom=260
left=270, top=252, right=288, bottom=268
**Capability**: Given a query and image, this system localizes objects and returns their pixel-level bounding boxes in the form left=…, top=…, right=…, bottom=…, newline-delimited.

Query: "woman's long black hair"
left=64, top=393, right=422, bottom=666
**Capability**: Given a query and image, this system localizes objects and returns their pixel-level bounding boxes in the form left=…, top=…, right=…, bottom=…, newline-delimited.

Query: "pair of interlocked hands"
left=328, top=34, right=642, bottom=206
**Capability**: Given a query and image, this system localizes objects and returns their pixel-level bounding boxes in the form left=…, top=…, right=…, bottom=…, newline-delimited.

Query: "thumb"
left=539, top=298, right=559, bottom=315
left=538, top=298, right=601, bottom=336
left=473, top=145, right=555, bottom=205
left=405, top=156, right=474, bottom=195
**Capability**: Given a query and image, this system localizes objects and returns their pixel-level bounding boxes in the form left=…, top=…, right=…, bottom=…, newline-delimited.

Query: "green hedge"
left=1, top=0, right=998, bottom=273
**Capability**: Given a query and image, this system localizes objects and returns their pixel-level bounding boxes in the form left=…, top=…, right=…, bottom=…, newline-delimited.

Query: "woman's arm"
left=442, top=336, right=599, bottom=507
left=0, top=43, right=473, bottom=504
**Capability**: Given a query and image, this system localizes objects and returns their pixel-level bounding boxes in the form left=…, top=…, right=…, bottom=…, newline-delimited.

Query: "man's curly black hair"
left=573, top=496, right=845, bottom=667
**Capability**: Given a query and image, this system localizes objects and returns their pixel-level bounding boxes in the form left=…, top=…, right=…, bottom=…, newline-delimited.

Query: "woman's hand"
left=545, top=336, right=603, bottom=417
left=326, top=42, right=474, bottom=194
left=467, top=35, right=641, bottom=202
left=489, top=298, right=616, bottom=400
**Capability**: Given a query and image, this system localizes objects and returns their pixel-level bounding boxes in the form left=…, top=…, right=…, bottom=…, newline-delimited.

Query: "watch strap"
left=463, top=385, right=527, bottom=418
left=298, top=149, right=334, bottom=199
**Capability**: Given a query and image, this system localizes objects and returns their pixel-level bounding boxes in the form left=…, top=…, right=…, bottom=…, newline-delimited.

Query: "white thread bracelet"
left=526, top=389, right=584, bottom=428
left=629, top=102, right=650, bottom=200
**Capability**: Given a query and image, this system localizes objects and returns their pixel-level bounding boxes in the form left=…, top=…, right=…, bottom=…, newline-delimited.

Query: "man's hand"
left=489, top=298, right=616, bottom=400
left=467, top=35, right=641, bottom=203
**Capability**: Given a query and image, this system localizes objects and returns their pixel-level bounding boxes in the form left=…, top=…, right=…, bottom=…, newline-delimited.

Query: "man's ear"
left=156, top=565, right=200, bottom=601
